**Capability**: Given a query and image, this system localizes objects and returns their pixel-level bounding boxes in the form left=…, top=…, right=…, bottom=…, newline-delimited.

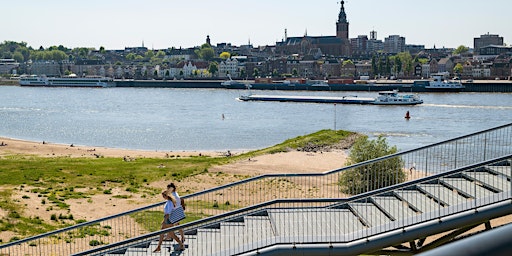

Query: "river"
left=1, top=85, right=511, bottom=152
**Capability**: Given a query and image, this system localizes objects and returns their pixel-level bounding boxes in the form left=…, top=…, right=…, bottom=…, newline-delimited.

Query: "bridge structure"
left=1, top=123, right=511, bottom=255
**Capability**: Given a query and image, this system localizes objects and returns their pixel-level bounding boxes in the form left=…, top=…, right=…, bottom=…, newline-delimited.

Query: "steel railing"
left=76, top=155, right=512, bottom=256
left=1, top=123, right=511, bottom=255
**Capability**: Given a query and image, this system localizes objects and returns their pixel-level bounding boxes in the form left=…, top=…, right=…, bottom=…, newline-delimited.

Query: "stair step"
left=441, top=178, right=495, bottom=198
left=464, top=172, right=510, bottom=192
left=349, top=202, right=391, bottom=227
left=394, top=190, right=443, bottom=213
left=487, top=166, right=511, bottom=178
left=372, top=196, right=417, bottom=220
left=418, top=184, right=468, bottom=206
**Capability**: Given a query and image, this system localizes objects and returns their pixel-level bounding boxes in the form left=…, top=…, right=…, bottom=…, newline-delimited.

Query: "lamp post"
left=334, top=103, right=337, bottom=131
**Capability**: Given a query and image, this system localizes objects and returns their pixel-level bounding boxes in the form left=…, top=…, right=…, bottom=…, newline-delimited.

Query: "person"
left=166, top=183, right=186, bottom=243
left=153, top=183, right=186, bottom=252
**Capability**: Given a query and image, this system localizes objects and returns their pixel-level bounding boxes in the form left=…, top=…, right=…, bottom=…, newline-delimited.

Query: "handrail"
left=74, top=154, right=512, bottom=256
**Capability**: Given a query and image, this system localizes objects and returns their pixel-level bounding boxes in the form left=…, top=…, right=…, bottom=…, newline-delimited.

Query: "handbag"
left=169, top=206, right=186, bottom=224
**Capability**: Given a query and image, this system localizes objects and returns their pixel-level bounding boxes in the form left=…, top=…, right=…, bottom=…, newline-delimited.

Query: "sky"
left=3, top=0, right=511, bottom=50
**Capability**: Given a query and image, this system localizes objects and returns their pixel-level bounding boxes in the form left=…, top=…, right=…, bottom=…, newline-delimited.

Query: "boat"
left=19, top=74, right=115, bottom=88
left=237, top=90, right=423, bottom=105
left=414, top=74, right=464, bottom=91
left=373, top=90, right=423, bottom=105
left=220, top=74, right=246, bottom=89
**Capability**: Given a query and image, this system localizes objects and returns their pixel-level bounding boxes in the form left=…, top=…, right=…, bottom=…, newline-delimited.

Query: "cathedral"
left=276, top=1, right=351, bottom=57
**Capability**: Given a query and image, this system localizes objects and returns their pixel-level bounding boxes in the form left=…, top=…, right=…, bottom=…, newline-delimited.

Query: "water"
left=1, top=85, right=511, bottom=152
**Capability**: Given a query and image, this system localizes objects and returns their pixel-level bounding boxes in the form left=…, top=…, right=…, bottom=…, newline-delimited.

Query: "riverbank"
left=0, top=136, right=223, bottom=158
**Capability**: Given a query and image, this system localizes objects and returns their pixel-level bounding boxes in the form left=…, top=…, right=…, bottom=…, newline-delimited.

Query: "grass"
left=0, top=129, right=356, bottom=242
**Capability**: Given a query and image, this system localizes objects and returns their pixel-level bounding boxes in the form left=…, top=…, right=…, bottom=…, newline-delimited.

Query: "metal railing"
left=77, top=155, right=512, bottom=256
left=1, top=123, right=511, bottom=255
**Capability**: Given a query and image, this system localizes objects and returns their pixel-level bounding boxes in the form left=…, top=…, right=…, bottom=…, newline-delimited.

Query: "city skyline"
left=3, top=0, right=511, bottom=50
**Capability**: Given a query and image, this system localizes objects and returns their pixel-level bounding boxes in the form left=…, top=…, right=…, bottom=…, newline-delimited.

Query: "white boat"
left=19, top=74, right=115, bottom=88
left=373, top=90, right=423, bottom=105
left=425, top=75, right=465, bottom=91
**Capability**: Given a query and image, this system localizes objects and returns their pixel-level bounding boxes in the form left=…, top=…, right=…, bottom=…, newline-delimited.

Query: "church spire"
left=336, top=1, right=349, bottom=40
left=338, top=1, right=347, bottom=23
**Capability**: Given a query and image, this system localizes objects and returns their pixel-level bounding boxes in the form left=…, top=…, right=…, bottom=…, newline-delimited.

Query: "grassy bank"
left=0, top=129, right=357, bottom=242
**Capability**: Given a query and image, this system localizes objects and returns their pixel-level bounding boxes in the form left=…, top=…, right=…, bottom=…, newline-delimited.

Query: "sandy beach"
left=0, top=137, right=224, bottom=158
left=0, top=136, right=348, bottom=227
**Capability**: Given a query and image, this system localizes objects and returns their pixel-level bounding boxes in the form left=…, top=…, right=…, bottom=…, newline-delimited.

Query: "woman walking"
left=153, top=183, right=186, bottom=252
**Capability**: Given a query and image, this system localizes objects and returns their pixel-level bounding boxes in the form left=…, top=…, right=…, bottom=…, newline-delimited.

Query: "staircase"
left=97, top=159, right=511, bottom=256
left=2, top=123, right=511, bottom=256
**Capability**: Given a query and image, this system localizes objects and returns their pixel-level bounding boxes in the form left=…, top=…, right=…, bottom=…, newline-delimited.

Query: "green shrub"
left=339, top=136, right=405, bottom=194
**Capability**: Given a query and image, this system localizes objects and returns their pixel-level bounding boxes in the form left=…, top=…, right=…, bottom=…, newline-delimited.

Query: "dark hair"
left=167, top=183, right=176, bottom=189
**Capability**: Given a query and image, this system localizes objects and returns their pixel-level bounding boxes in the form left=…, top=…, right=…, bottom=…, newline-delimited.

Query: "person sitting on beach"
left=153, top=183, right=186, bottom=252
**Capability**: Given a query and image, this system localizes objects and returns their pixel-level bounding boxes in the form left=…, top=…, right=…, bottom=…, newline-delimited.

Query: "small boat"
left=19, top=74, right=115, bottom=88
left=373, top=90, right=423, bottom=105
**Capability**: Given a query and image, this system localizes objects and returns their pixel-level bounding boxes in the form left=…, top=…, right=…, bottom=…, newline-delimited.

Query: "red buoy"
left=405, top=111, right=411, bottom=119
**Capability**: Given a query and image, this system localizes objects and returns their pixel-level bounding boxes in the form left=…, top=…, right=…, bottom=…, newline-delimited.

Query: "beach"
left=0, top=136, right=348, bottom=221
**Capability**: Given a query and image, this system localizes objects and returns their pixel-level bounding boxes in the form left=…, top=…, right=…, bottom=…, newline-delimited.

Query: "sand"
left=0, top=136, right=349, bottom=242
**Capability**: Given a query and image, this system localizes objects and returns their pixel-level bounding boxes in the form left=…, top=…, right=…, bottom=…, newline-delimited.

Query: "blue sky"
left=3, top=0, right=511, bottom=50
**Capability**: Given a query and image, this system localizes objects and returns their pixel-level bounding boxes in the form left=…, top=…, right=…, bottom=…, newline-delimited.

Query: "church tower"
left=336, top=1, right=349, bottom=40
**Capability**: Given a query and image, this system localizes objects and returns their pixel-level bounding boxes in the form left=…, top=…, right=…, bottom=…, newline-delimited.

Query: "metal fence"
left=1, top=123, right=511, bottom=255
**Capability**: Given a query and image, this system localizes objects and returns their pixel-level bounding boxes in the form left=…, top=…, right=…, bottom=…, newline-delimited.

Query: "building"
left=384, top=35, right=406, bottom=54
left=479, top=45, right=512, bottom=56
left=275, top=1, right=351, bottom=57
left=30, top=60, right=61, bottom=76
left=0, top=59, right=19, bottom=75
left=438, top=57, right=454, bottom=74
left=351, top=35, right=368, bottom=57
left=367, top=30, right=384, bottom=54
left=474, top=33, right=504, bottom=53
left=218, top=58, right=240, bottom=78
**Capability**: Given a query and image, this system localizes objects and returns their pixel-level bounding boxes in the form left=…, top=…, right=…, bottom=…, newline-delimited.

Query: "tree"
left=292, top=68, right=298, bottom=77
left=339, top=136, right=405, bottom=194
left=253, top=68, right=260, bottom=78
left=208, top=62, right=218, bottom=76
left=272, top=69, right=279, bottom=77
left=453, top=45, right=469, bottom=55
left=453, top=63, right=463, bottom=75
left=195, top=43, right=214, bottom=61
left=145, top=50, right=155, bottom=59
left=12, top=51, right=24, bottom=62
left=219, top=51, right=231, bottom=60
left=342, top=59, right=354, bottom=66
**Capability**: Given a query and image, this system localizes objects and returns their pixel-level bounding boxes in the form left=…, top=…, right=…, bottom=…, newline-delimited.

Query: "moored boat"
left=19, top=74, right=115, bottom=88
left=414, top=74, right=465, bottom=91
